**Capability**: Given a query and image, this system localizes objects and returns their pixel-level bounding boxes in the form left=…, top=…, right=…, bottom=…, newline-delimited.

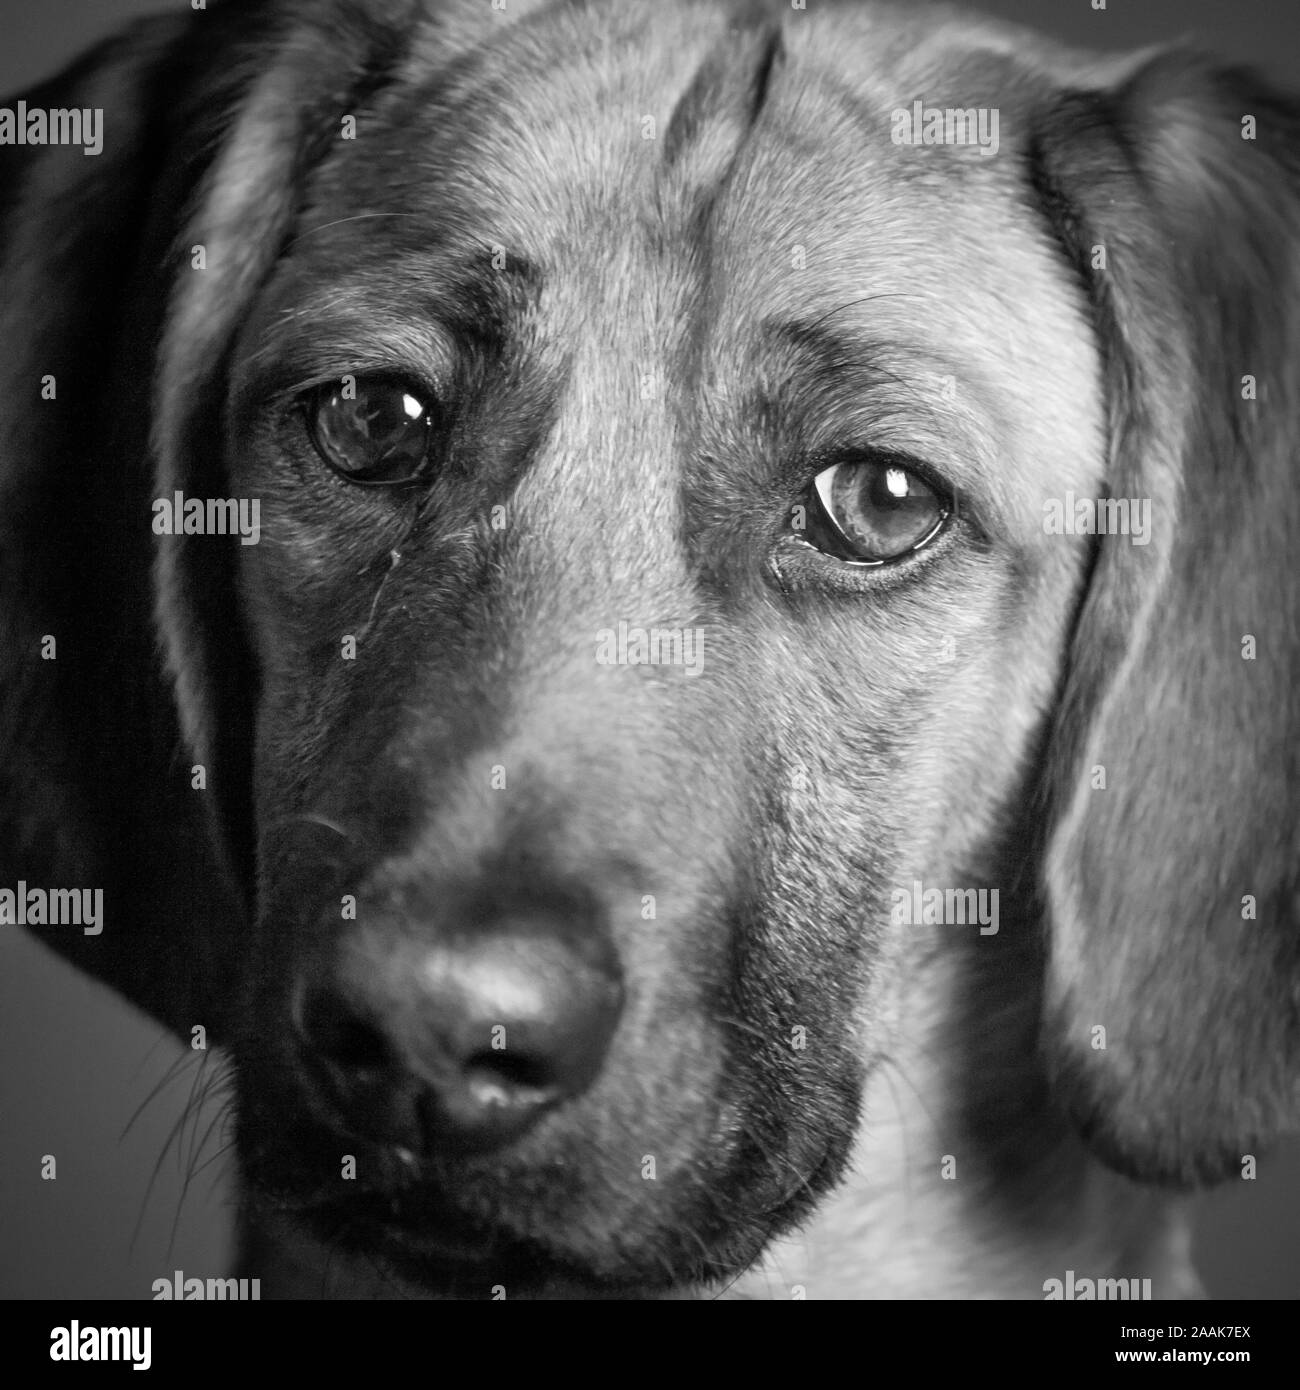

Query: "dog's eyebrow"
left=758, top=316, right=1009, bottom=520
left=236, top=242, right=544, bottom=391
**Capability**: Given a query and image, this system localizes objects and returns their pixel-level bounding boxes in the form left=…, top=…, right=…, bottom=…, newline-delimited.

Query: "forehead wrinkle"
left=661, top=17, right=783, bottom=173
left=362, top=2, right=789, bottom=257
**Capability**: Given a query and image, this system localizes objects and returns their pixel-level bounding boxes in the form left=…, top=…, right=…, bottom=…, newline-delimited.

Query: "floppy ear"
left=1031, top=53, right=1300, bottom=1185
left=0, top=12, right=251, bottom=1034
left=0, top=0, right=415, bottom=1035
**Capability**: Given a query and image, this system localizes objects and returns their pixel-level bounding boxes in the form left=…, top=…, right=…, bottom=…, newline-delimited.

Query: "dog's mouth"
left=244, top=1119, right=848, bottom=1298
left=237, top=1085, right=849, bottom=1295
left=274, top=1185, right=678, bottom=1298
left=301, top=1189, right=526, bottom=1280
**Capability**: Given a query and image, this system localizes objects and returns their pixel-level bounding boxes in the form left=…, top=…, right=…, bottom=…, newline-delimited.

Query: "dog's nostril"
left=464, top=1050, right=553, bottom=1094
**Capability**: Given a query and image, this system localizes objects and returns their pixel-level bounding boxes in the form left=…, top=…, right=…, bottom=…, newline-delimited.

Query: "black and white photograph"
left=1, top=0, right=1297, bottom=1350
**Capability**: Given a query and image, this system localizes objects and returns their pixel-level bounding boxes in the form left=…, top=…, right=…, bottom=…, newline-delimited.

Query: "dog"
left=2, top=0, right=1297, bottom=1300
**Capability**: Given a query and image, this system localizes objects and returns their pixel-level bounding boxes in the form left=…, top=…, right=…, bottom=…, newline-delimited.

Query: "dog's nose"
left=293, top=905, right=623, bottom=1155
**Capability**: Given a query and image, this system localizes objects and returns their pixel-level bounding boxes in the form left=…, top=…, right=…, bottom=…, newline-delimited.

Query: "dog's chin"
left=284, top=1193, right=690, bottom=1299
left=237, top=1182, right=715, bottom=1298
left=247, top=1174, right=788, bottom=1299
left=296, top=1194, right=614, bottom=1297
left=239, top=1123, right=849, bottom=1298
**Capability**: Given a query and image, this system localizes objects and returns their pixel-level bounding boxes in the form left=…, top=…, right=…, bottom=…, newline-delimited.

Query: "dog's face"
left=4, top=0, right=1299, bottom=1298
left=217, top=3, right=1108, bottom=1290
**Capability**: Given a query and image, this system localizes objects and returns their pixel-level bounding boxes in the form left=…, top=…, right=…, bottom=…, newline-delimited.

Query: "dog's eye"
left=799, top=458, right=949, bottom=565
left=304, top=377, right=436, bottom=486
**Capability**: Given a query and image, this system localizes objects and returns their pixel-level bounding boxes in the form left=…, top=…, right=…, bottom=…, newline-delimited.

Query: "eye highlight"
left=797, top=457, right=951, bottom=565
left=303, top=376, right=437, bottom=486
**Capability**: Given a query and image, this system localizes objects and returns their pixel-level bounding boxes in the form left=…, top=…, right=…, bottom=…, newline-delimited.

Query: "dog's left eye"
left=798, top=458, right=950, bottom=565
left=303, top=377, right=436, bottom=486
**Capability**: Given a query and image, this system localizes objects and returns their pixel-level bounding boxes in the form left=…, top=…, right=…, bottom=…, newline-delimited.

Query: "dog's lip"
left=296, top=1190, right=619, bottom=1294
left=299, top=1187, right=511, bottom=1266
left=242, top=1125, right=527, bottom=1267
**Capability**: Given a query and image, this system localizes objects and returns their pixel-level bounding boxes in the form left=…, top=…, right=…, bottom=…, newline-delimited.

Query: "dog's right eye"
left=303, top=377, right=436, bottom=486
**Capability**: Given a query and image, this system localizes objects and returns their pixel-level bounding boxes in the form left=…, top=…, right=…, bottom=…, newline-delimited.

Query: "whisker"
left=285, top=211, right=424, bottom=251
left=802, top=291, right=922, bottom=337
left=120, top=1046, right=201, bottom=1143
left=131, top=1081, right=203, bottom=1255
left=265, top=811, right=354, bottom=841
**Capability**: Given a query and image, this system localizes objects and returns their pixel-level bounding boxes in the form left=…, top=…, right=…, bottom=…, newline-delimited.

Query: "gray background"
left=0, top=0, right=1297, bottom=1299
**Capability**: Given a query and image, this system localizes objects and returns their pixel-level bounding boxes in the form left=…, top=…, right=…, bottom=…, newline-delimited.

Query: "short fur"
left=1, top=0, right=1296, bottom=1298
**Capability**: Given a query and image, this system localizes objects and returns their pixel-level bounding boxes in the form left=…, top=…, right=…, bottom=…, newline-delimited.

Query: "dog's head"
left=3, top=0, right=1298, bottom=1296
